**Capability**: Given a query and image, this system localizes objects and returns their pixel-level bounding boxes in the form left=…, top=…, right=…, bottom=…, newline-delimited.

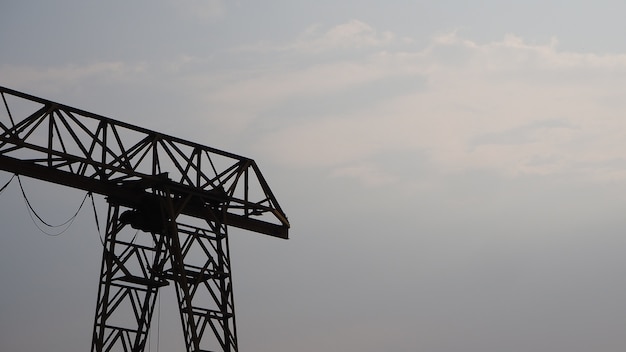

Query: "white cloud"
left=331, top=163, right=398, bottom=187
left=240, top=28, right=626, bottom=183
left=232, top=19, right=404, bottom=54
left=0, top=62, right=148, bottom=96
left=0, top=62, right=141, bottom=82
left=292, top=19, right=398, bottom=53
left=205, top=60, right=402, bottom=116
left=6, top=21, right=626, bottom=186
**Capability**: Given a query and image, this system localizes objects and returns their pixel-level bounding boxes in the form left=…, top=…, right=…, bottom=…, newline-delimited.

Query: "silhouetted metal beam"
left=0, top=86, right=289, bottom=239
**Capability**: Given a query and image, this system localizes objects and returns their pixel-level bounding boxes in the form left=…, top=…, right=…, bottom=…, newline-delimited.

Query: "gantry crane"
left=0, top=86, right=290, bottom=352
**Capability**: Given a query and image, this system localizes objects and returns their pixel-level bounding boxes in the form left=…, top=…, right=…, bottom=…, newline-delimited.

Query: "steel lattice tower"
left=0, top=86, right=290, bottom=352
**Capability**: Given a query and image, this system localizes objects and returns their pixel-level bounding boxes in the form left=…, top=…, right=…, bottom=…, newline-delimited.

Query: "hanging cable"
left=17, top=175, right=90, bottom=236
left=148, top=237, right=154, bottom=352
left=0, top=174, right=16, bottom=196
left=89, top=192, right=105, bottom=246
left=157, top=286, right=161, bottom=352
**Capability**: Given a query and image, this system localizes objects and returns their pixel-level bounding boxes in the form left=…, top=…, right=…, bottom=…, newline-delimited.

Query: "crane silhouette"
left=0, top=86, right=290, bottom=352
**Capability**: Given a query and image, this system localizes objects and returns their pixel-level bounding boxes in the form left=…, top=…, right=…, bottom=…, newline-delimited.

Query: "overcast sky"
left=3, top=1, right=626, bottom=351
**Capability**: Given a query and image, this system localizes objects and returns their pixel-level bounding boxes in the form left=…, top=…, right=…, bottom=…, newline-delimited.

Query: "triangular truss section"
left=0, top=86, right=289, bottom=239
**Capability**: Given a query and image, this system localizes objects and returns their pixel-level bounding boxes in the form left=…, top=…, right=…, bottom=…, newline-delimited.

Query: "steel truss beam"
left=0, top=86, right=289, bottom=239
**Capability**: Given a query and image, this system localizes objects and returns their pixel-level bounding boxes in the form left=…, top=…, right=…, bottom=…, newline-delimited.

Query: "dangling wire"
left=147, top=235, right=162, bottom=352
left=17, top=175, right=89, bottom=236
left=89, top=192, right=105, bottom=246
left=157, top=286, right=161, bottom=352
left=0, top=174, right=16, bottom=196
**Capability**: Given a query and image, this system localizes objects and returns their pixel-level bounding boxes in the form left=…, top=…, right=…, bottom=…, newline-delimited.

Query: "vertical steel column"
left=167, top=215, right=238, bottom=352
left=91, top=203, right=169, bottom=352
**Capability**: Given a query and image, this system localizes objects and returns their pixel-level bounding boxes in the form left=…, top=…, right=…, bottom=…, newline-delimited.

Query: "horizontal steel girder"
left=0, top=86, right=289, bottom=239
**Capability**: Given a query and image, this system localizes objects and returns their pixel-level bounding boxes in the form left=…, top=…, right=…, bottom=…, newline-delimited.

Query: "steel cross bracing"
left=0, top=86, right=290, bottom=352
left=94, top=198, right=237, bottom=352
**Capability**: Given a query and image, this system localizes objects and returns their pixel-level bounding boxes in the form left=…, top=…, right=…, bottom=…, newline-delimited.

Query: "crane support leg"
left=91, top=203, right=169, bottom=352
left=91, top=195, right=238, bottom=352
left=168, top=216, right=238, bottom=352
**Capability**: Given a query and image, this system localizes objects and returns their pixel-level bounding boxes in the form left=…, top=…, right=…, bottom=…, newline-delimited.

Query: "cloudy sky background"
left=3, top=1, right=626, bottom=351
